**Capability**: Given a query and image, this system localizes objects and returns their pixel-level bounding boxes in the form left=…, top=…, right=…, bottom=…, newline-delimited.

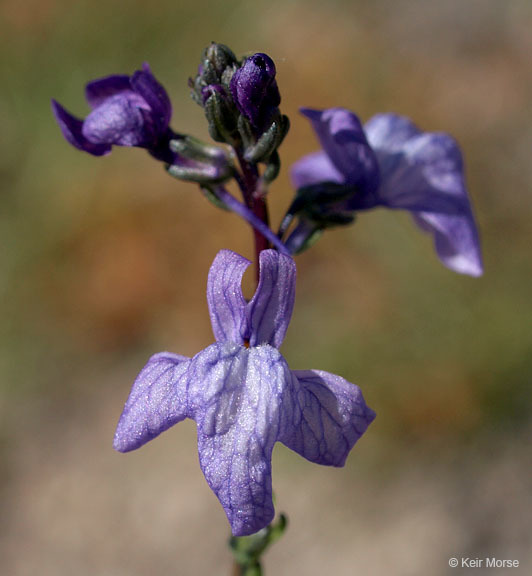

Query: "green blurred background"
left=1, top=0, right=531, bottom=574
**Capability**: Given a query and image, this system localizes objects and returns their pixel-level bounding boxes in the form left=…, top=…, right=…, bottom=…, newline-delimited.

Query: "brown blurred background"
left=1, top=0, right=531, bottom=574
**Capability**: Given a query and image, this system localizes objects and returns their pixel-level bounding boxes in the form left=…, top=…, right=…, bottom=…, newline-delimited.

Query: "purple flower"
left=230, top=53, right=281, bottom=133
left=292, top=108, right=483, bottom=276
left=114, top=249, right=375, bottom=536
left=51, top=63, right=173, bottom=159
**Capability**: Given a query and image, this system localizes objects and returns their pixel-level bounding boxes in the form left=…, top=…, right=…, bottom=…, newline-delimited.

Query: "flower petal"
left=280, top=369, right=375, bottom=466
left=113, top=351, right=191, bottom=452
left=412, top=211, right=483, bottom=276
left=191, top=343, right=291, bottom=536
left=82, top=92, right=152, bottom=147
left=85, top=75, right=132, bottom=108
left=247, top=250, right=296, bottom=348
left=300, top=107, right=380, bottom=194
left=207, top=250, right=249, bottom=345
left=51, top=100, right=111, bottom=156
left=366, top=128, right=472, bottom=213
left=290, top=150, right=345, bottom=189
left=364, top=113, right=420, bottom=151
left=131, top=63, right=172, bottom=133
left=365, top=118, right=483, bottom=275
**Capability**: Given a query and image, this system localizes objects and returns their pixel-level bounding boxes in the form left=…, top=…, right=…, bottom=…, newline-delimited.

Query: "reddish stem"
left=235, top=150, right=271, bottom=284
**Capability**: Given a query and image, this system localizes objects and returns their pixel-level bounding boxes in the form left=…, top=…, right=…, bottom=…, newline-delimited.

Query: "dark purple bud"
left=230, top=53, right=281, bottom=133
left=52, top=63, right=173, bottom=156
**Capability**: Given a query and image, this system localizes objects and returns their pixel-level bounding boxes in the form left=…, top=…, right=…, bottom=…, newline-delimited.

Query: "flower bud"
left=202, top=85, right=239, bottom=144
left=190, top=42, right=239, bottom=105
left=167, top=135, right=234, bottom=184
left=230, top=53, right=281, bottom=134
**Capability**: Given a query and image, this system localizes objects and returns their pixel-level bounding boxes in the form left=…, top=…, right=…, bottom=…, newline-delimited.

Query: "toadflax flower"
left=114, top=249, right=375, bottom=536
left=291, top=108, right=483, bottom=276
left=51, top=63, right=173, bottom=161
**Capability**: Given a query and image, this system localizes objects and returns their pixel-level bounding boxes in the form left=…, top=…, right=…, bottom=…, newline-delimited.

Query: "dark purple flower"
left=230, top=53, right=281, bottom=133
left=114, top=249, right=375, bottom=536
left=51, top=63, right=172, bottom=158
left=292, top=108, right=483, bottom=276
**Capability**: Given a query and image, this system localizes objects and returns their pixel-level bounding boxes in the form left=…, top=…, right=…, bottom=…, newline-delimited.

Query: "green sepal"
left=204, top=89, right=238, bottom=145
left=204, top=42, right=238, bottom=76
left=221, top=63, right=238, bottom=92
left=237, top=115, right=255, bottom=152
left=165, top=146, right=233, bottom=184
left=243, top=114, right=290, bottom=164
left=287, top=181, right=356, bottom=228
left=199, top=185, right=231, bottom=211
left=170, top=135, right=234, bottom=164
left=166, top=163, right=217, bottom=184
left=262, top=151, right=280, bottom=184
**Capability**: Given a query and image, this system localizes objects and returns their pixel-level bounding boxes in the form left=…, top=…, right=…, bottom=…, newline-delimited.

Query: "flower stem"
left=229, top=513, right=287, bottom=575
left=228, top=149, right=289, bottom=576
left=213, top=187, right=289, bottom=256
left=234, top=150, right=271, bottom=283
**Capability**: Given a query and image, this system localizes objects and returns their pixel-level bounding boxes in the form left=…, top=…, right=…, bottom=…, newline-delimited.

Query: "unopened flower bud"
left=230, top=53, right=280, bottom=134
left=190, top=42, right=239, bottom=105
left=202, top=85, right=239, bottom=144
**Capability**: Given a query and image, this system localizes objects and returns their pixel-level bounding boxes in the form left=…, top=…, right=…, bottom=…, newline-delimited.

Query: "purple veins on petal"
left=207, top=250, right=249, bottom=346
left=114, top=249, right=375, bottom=536
left=113, top=352, right=190, bottom=453
left=247, top=250, right=296, bottom=348
left=192, top=343, right=289, bottom=536
left=281, top=369, right=376, bottom=467
left=207, top=249, right=296, bottom=349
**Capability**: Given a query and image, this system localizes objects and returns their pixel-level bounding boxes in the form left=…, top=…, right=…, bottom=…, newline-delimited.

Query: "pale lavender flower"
left=51, top=63, right=173, bottom=160
left=292, top=108, right=483, bottom=276
left=114, top=249, right=375, bottom=536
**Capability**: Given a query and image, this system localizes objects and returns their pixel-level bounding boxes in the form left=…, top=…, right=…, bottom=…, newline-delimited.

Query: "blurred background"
left=1, top=0, right=531, bottom=574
